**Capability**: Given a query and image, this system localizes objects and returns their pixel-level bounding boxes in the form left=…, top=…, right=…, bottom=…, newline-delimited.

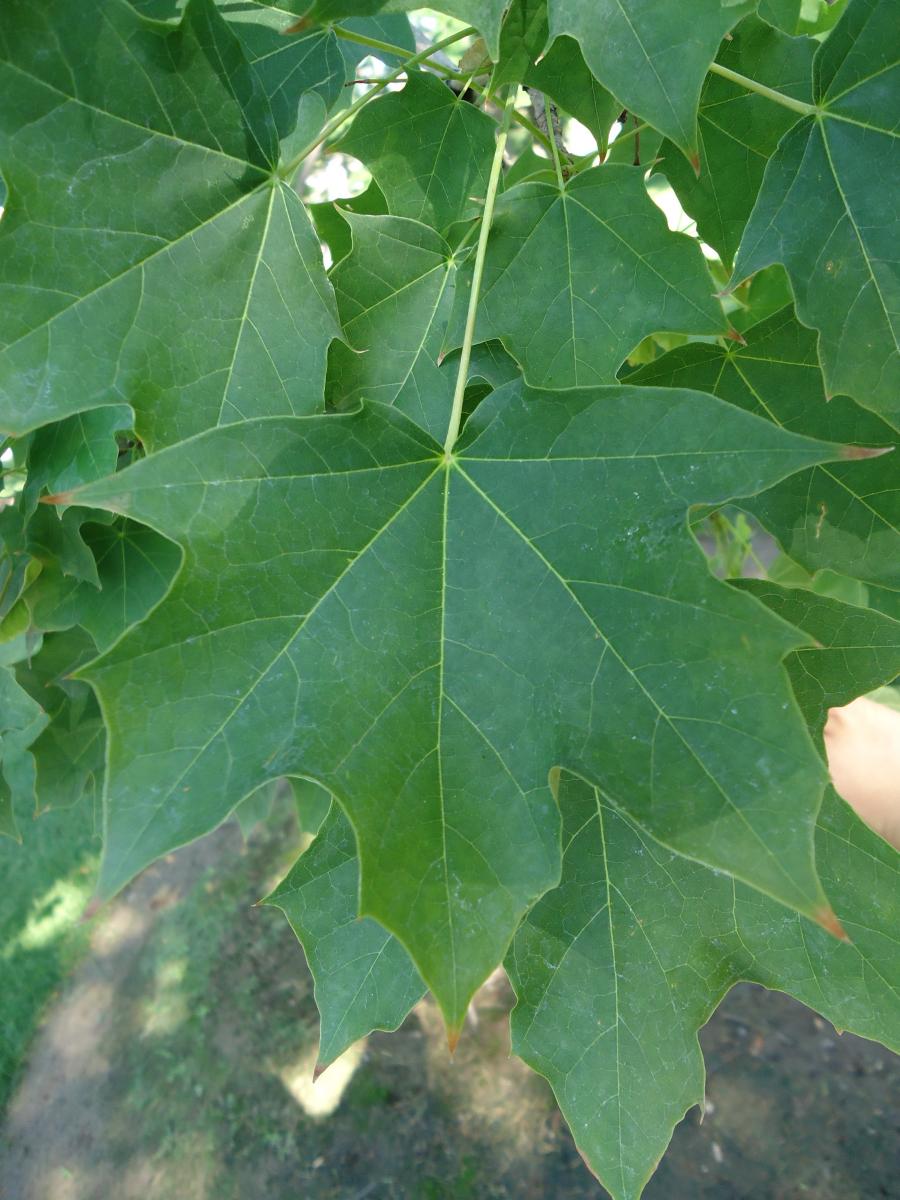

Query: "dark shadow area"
left=1, top=803, right=897, bottom=1200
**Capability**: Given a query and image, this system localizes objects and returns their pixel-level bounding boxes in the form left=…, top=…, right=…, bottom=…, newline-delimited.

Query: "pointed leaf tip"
left=447, top=1024, right=463, bottom=1056
left=312, top=1061, right=327, bottom=1082
left=40, top=490, right=74, bottom=507
left=80, top=896, right=103, bottom=924
left=814, top=905, right=849, bottom=943
left=689, top=150, right=701, bottom=177
left=841, top=444, right=894, bottom=461
left=724, top=327, right=747, bottom=346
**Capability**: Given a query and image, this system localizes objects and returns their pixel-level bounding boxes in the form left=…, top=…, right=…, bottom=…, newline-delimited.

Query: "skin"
left=824, top=697, right=900, bottom=851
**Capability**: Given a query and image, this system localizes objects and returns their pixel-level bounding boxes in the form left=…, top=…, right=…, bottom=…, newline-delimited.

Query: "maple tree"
left=1, top=0, right=898, bottom=1195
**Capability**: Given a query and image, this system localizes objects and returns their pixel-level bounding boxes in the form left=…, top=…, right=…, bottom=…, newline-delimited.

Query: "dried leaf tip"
left=282, top=17, right=311, bottom=35
left=80, top=896, right=103, bottom=925
left=688, top=150, right=701, bottom=177
left=446, top=1024, right=463, bottom=1056
left=841, top=444, right=894, bottom=460
left=312, top=1062, right=328, bottom=1082
left=723, top=328, right=747, bottom=346
left=814, top=904, right=849, bottom=943
left=40, top=489, right=74, bottom=506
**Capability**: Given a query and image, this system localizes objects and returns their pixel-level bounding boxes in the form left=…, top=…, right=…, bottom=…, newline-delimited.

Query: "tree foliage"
left=1, top=1, right=897, bottom=1194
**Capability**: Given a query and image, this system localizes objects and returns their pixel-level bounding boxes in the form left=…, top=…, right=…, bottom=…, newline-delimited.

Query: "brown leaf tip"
left=840, top=444, right=894, bottom=460
left=41, top=490, right=75, bottom=506
left=446, top=1024, right=463, bottom=1056
left=724, top=327, right=747, bottom=346
left=814, top=904, right=849, bottom=942
left=312, top=1062, right=328, bottom=1082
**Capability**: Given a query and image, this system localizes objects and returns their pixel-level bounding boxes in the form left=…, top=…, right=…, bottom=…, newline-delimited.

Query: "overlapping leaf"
left=0, top=0, right=340, bottom=446
left=325, top=214, right=457, bottom=440
left=0, top=663, right=49, bottom=839
left=298, top=1, right=507, bottom=58
left=457, top=167, right=727, bottom=387
left=339, top=71, right=497, bottom=235
left=508, top=771, right=900, bottom=1200
left=495, top=1, right=619, bottom=148
left=267, top=801, right=427, bottom=1066
left=629, top=305, right=899, bottom=603
left=67, top=383, right=850, bottom=1031
left=548, top=0, right=754, bottom=156
left=734, top=579, right=900, bottom=736
left=732, top=0, right=900, bottom=429
left=661, top=16, right=815, bottom=269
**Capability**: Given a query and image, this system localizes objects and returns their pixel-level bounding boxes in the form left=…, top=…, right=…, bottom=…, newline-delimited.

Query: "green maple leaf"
left=548, top=0, right=754, bottom=157
left=661, top=15, right=816, bottom=270
left=732, top=0, right=900, bottom=430
left=297, top=1, right=508, bottom=58
left=629, top=305, right=899, bottom=605
left=509, top=581, right=900, bottom=1198
left=267, top=800, right=427, bottom=1067
left=27, top=519, right=180, bottom=652
left=66, top=382, right=854, bottom=1031
left=0, top=664, right=49, bottom=839
left=0, top=0, right=341, bottom=445
left=456, top=167, right=727, bottom=388
left=339, top=71, right=497, bottom=236
left=13, top=626, right=105, bottom=816
left=494, top=2, right=619, bottom=149
left=508, top=771, right=900, bottom=1200
left=734, top=578, right=900, bottom=737
left=326, top=215, right=458, bottom=441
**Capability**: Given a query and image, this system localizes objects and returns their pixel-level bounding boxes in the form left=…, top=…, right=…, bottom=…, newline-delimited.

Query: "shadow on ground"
left=1, top=804, right=897, bottom=1200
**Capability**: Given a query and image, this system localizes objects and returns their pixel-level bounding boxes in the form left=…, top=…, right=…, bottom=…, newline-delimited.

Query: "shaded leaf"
left=661, top=16, right=815, bottom=270
left=299, top=1, right=507, bottom=58
left=629, top=305, right=899, bottom=603
left=326, top=215, right=457, bottom=440
left=0, top=666, right=49, bottom=839
left=733, top=578, right=900, bottom=737
left=731, top=0, right=900, bottom=430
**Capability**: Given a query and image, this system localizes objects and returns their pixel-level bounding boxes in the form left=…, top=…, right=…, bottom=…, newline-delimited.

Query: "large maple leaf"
left=64, top=382, right=854, bottom=1032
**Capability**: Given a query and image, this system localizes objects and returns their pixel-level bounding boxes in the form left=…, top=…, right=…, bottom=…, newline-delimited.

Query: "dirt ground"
left=1, top=807, right=898, bottom=1200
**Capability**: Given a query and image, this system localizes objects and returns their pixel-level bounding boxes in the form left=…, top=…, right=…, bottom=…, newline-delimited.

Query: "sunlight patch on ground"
left=279, top=1040, right=366, bottom=1118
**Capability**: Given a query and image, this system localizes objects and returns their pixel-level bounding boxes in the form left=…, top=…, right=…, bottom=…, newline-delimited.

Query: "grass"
left=0, top=794, right=100, bottom=1112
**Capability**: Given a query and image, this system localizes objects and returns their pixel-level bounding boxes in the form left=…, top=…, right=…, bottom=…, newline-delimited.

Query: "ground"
left=1, top=798, right=898, bottom=1200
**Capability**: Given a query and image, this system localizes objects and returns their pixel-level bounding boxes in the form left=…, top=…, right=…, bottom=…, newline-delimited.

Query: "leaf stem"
left=707, top=62, right=817, bottom=117
left=443, top=87, right=517, bottom=455
left=331, top=24, right=471, bottom=81
left=543, top=92, right=567, bottom=190
left=279, top=26, right=477, bottom=180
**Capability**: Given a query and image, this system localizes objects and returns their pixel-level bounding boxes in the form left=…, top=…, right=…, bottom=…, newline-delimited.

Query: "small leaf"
left=325, top=214, right=457, bottom=440
left=339, top=71, right=497, bottom=235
